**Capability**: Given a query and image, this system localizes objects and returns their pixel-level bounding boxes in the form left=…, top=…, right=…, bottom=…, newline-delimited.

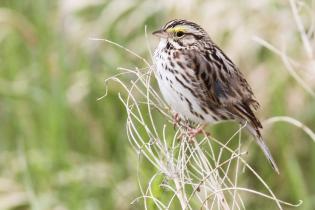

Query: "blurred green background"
left=0, top=0, right=314, bottom=209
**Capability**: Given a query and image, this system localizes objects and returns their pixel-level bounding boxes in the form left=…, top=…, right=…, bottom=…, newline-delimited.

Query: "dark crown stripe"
left=163, top=19, right=202, bottom=30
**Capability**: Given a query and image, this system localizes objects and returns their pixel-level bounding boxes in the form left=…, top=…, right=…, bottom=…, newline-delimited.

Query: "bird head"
left=152, top=19, right=210, bottom=48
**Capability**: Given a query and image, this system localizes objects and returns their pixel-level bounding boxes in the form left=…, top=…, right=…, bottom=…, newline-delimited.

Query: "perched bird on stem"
left=152, top=19, right=279, bottom=173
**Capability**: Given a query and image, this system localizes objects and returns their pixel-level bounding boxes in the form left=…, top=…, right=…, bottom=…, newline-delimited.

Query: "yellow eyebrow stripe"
left=166, top=27, right=186, bottom=33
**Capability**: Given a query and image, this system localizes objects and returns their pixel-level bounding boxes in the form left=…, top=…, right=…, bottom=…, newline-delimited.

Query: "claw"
left=188, top=127, right=203, bottom=138
left=187, top=124, right=208, bottom=138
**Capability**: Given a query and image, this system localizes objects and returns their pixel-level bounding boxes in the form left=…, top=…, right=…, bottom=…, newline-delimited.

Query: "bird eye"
left=176, top=31, right=184, bottom=37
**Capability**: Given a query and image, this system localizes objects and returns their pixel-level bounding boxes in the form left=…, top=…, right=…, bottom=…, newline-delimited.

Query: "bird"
left=152, top=19, right=279, bottom=173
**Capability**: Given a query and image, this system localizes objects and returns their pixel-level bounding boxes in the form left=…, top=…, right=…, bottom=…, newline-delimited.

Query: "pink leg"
left=188, top=124, right=209, bottom=138
left=173, top=113, right=181, bottom=128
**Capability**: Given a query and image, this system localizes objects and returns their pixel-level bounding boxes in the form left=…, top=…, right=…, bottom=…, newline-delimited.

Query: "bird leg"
left=188, top=124, right=209, bottom=138
left=172, top=112, right=181, bottom=129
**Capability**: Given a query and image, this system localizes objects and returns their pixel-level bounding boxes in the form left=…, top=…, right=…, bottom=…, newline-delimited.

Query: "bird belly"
left=155, top=62, right=215, bottom=124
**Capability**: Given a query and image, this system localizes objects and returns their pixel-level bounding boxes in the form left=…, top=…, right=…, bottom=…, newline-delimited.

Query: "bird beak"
left=152, top=29, right=168, bottom=38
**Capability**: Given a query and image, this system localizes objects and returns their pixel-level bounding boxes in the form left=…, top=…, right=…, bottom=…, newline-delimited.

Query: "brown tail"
left=228, top=103, right=279, bottom=173
left=246, top=125, right=280, bottom=174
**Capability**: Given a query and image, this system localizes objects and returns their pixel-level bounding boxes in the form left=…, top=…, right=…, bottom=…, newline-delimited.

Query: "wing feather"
left=181, top=47, right=261, bottom=127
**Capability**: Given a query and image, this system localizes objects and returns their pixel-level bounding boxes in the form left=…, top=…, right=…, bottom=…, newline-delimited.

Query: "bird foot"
left=187, top=125, right=209, bottom=138
left=176, top=124, right=210, bottom=142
